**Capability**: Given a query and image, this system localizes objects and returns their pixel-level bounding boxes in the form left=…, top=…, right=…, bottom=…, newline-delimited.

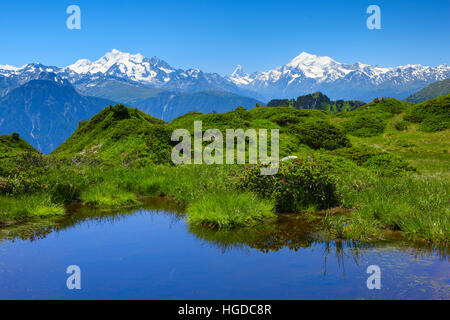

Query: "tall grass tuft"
left=187, top=191, right=275, bottom=229
left=0, top=194, right=65, bottom=223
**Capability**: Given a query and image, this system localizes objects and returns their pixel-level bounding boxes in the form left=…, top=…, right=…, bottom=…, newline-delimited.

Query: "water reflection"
left=0, top=197, right=448, bottom=263
left=189, top=217, right=374, bottom=278
left=0, top=197, right=184, bottom=243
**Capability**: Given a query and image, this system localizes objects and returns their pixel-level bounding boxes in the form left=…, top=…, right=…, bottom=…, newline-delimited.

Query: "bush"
left=112, top=104, right=131, bottom=120
left=329, top=145, right=385, bottom=165
left=3, top=170, right=39, bottom=195
left=362, top=154, right=416, bottom=176
left=344, top=115, right=386, bottom=137
left=269, top=113, right=304, bottom=126
left=290, top=120, right=351, bottom=150
left=11, top=132, right=20, bottom=141
left=0, top=177, right=13, bottom=194
left=235, top=158, right=340, bottom=212
left=394, top=120, right=409, bottom=131
left=375, top=98, right=407, bottom=114
left=419, top=116, right=448, bottom=132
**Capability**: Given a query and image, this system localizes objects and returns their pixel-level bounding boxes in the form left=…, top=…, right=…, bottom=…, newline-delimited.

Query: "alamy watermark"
left=66, top=5, right=81, bottom=30
left=66, top=265, right=81, bottom=290
left=366, top=265, right=381, bottom=290
left=366, top=5, right=381, bottom=30
left=171, top=121, right=279, bottom=175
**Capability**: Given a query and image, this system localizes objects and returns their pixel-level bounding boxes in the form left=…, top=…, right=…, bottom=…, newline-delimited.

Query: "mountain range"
left=0, top=49, right=262, bottom=103
left=229, top=52, right=450, bottom=101
left=1, top=49, right=449, bottom=103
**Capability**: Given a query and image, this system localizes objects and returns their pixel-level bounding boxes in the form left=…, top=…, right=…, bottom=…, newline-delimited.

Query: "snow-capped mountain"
left=228, top=52, right=450, bottom=101
left=65, top=49, right=180, bottom=85
left=63, top=49, right=256, bottom=96
left=0, top=50, right=449, bottom=103
left=0, top=49, right=259, bottom=101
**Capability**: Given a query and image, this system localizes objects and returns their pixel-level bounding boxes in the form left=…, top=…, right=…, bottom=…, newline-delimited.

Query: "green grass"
left=0, top=194, right=64, bottom=223
left=187, top=191, right=275, bottom=229
left=80, top=182, right=140, bottom=208
left=337, top=173, right=449, bottom=245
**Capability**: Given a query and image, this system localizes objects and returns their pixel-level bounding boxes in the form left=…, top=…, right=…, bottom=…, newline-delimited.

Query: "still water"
left=0, top=198, right=448, bottom=299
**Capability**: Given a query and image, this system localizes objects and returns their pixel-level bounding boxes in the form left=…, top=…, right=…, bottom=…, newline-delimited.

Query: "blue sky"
left=0, top=0, right=449, bottom=75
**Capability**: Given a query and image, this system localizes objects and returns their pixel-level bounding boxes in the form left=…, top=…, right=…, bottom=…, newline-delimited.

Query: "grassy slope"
left=0, top=133, right=44, bottom=177
left=53, top=104, right=171, bottom=166
left=407, top=79, right=450, bottom=104
left=322, top=97, right=449, bottom=244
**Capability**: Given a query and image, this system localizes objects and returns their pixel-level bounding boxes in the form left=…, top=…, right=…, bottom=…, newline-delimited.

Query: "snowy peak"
left=65, top=49, right=176, bottom=84
left=229, top=65, right=252, bottom=86
left=283, top=52, right=344, bottom=79
left=0, top=64, right=20, bottom=77
left=97, top=48, right=146, bottom=67
left=66, top=59, right=92, bottom=74
left=286, top=52, right=337, bottom=69
left=231, top=65, right=247, bottom=78
left=0, top=64, right=19, bottom=72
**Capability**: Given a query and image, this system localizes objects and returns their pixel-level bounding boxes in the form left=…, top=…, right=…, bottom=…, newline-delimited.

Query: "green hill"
left=404, top=94, right=450, bottom=132
left=407, top=78, right=450, bottom=103
left=52, top=97, right=422, bottom=166
left=169, top=105, right=349, bottom=154
left=52, top=104, right=172, bottom=166
left=334, top=97, right=409, bottom=137
left=267, top=92, right=365, bottom=113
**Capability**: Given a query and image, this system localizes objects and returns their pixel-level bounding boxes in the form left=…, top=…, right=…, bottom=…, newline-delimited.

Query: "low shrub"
left=362, top=154, right=416, bottom=176
left=329, top=145, right=385, bottom=165
left=0, top=178, right=13, bottom=194
left=269, top=113, right=304, bottom=126
left=394, top=120, right=409, bottom=131
left=235, top=158, right=340, bottom=212
left=112, top=104, right=131, bottom=120
left=11, top=132, right=20, bottom=141
left=290, top=120, right=351, bottom=150
left=419, top=116, right=448, bottom=132
left=3, top=170, right=39, bottom=195
left=344, top=115, right=387, bottom=137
